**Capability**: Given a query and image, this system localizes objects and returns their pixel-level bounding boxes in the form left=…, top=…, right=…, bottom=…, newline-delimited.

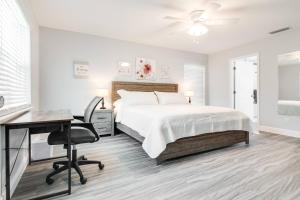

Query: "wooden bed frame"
left=112, top=81, right=249, bottom=164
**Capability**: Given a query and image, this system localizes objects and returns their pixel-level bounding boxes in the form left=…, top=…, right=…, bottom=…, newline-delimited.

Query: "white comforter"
left=116, top=104, right=252, bottom=158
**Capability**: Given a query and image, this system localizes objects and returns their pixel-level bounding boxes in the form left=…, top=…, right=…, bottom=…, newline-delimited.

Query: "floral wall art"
left=136, top=57, right=156, bottom=80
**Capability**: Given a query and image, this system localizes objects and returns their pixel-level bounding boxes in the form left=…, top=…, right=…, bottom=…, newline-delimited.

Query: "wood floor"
left=12, top=132, right=300, bottom=200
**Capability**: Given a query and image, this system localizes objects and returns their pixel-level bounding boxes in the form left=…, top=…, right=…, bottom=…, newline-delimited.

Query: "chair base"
left=46, top=149, right=104, bottom=185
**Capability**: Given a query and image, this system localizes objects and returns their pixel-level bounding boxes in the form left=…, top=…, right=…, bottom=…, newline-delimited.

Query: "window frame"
left=0, top=0, right=31, bottom=117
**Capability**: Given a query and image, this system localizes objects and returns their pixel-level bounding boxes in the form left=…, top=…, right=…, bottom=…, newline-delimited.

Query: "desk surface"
left=4, top=110, right=73, bottom=126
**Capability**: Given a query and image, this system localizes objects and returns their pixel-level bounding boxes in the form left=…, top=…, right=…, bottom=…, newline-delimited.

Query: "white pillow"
left=155, top=91, right=188, bottom=105
left=117, top=90, right=158, bottom=105
left=113, top=99, right=122, bottom=112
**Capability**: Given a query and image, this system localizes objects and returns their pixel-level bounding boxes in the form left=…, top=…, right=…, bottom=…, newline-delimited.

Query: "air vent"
left=269, top=27, right=291, bottom=35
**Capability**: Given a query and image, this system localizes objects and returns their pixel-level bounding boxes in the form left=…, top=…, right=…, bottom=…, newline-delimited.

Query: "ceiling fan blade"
left=143, top=21, right=188, bottom=41
left=206, top=2, right=222, bottom=11
left=164, top=16, right=188, bottom=22
left=204, top=18, right=239, bottom=26
left=162, top=21, right=188, bottom=35
left=161, top=4, right=186, bottom=12
left=200, top=2, right=221, bottom=20
left=145, top=1, right=186, bottom=12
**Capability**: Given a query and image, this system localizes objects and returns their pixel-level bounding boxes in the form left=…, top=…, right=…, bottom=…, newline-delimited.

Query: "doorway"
left=230, top=55, right=259, bottom=124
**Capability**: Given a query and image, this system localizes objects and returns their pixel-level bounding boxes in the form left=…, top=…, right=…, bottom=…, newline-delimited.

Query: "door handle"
left=252, top=89, right=257, bottom=104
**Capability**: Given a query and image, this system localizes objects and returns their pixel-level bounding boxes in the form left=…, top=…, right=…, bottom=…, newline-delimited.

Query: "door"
left=232, top=55, right=258, bottom=122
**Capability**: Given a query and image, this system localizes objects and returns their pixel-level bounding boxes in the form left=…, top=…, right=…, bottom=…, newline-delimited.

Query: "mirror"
left=278, top=51, right=300, bottom=116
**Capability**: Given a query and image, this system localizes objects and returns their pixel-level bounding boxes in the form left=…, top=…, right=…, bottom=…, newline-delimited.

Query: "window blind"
left=184, top=65, right=205, bottom=105
left=0, top=0, right=31, bottom=117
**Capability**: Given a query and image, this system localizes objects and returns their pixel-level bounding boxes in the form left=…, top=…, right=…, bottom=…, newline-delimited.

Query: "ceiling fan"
left=163, top=0, right=239, bottom=37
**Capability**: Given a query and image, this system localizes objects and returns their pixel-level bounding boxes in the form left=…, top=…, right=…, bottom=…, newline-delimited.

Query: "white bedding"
left=116, top=104, right=252, bottom=158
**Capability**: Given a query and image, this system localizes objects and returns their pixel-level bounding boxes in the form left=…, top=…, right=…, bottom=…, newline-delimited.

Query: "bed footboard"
left=116, top=123, right=249, bottom=165
left=156, top=131, right=249, bottom=164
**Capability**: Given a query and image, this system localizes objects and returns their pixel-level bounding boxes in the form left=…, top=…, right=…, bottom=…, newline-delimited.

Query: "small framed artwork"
left=160, top=66, right=170, bottom=79
left=136, top=57, right=156, bottom=80
left=74, top=62, right=89, bottom=78
left=117, top=61, right=132, bottom=76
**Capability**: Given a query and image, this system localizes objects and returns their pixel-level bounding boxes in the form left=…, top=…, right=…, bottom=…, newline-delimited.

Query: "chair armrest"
left=73, top=115, right=84, bottom=122
left=71, top=122, right=100, bottom=142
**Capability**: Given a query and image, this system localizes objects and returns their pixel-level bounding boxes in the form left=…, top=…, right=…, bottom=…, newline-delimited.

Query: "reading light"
left=184, top=90, right=194, bottom=104
left=97, top=89, right=108, bottom=109
left=188, top=22, right=208, bottom=37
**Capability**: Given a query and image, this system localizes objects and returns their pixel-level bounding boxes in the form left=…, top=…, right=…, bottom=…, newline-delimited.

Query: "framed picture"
left=136, top=57, right=156, bottom=80
left=160, top=66, right=170, bottom=79
left=117, top=61, right=132, bottom=76
left=74, top=63, right=89, bottom=78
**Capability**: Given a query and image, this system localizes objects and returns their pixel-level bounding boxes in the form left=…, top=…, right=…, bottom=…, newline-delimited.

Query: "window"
left=184, top=65, right=205, bottom=105
left=0, top=0, right=31, bottom=117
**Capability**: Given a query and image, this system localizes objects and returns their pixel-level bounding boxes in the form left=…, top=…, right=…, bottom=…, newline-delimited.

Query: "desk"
left=3, top=110, right=73, bottom=200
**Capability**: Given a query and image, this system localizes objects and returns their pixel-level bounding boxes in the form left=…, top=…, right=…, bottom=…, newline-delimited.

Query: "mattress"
left=115, top=104, right=252, bottom=158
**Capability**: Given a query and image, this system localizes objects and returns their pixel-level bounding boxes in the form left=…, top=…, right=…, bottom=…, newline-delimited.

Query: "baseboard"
left=259, top=125, right=300, bottom=138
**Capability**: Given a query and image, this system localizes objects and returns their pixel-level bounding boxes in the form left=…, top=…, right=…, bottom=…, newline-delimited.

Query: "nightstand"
left=91, top=109, right=114, bottom=136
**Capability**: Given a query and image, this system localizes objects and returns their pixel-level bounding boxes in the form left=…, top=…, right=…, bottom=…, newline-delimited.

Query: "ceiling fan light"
left=188, top=23, right=208, bottom=36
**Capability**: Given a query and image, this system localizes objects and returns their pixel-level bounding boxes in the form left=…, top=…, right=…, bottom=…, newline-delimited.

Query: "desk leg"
left=5, top=126, right=10, bottom=200
left=28, top=131, right=32, bottom=165
left=65, top=123, right=72, bottom=195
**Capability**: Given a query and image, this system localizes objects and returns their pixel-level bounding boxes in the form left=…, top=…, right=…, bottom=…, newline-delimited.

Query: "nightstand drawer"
left=97, top=131, right=112, bottom=135
left=91, top=112, right=111, bottom=123
left=95, top=127, right=111, bottom=134
left=94, top=122, right=111, bottom=129
left=95, top=127, right=111, bottom=135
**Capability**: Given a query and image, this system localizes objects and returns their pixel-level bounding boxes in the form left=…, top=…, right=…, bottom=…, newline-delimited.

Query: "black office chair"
left=46, top=97, right=104, bottom=185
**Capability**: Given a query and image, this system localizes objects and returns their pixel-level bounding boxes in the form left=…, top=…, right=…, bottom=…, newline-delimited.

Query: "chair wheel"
left=79, top=156, right=87, bottom=160
left=53, top=164, right=59, bottom=171
left=99, top=163, right=104, bottom=170
left=80, top=177, right=87, bottom=185
left=46, top=178, right=54, bottom=185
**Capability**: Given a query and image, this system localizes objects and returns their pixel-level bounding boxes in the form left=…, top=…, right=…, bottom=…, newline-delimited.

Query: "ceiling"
left=29, top=0, right=300, bottom=54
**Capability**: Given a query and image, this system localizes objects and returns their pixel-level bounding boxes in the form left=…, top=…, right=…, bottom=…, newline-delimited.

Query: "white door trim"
left=229, top=53, right=260, bottom=123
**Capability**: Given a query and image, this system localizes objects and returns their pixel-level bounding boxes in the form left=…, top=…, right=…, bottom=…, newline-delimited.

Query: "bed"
left=112, top=81, right=251, bottom=164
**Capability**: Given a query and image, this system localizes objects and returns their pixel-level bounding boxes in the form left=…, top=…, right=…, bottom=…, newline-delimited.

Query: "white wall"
left=208, top=29, right=300, bottom=132
left=39, top=27, right=208, bottom=115
left=0, top=1, right=39, bottom=199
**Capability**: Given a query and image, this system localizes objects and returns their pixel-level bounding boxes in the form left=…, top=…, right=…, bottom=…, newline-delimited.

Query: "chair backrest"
left=84, top=97, right=102, bottom=122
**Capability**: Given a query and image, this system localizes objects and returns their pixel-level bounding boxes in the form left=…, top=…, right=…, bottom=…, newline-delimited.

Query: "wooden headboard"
left=112, top=81, right=178, bottom=103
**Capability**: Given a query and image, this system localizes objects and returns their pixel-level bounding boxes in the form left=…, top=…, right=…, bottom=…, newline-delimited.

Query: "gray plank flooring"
left=12, top=132, right=300, bottom=200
